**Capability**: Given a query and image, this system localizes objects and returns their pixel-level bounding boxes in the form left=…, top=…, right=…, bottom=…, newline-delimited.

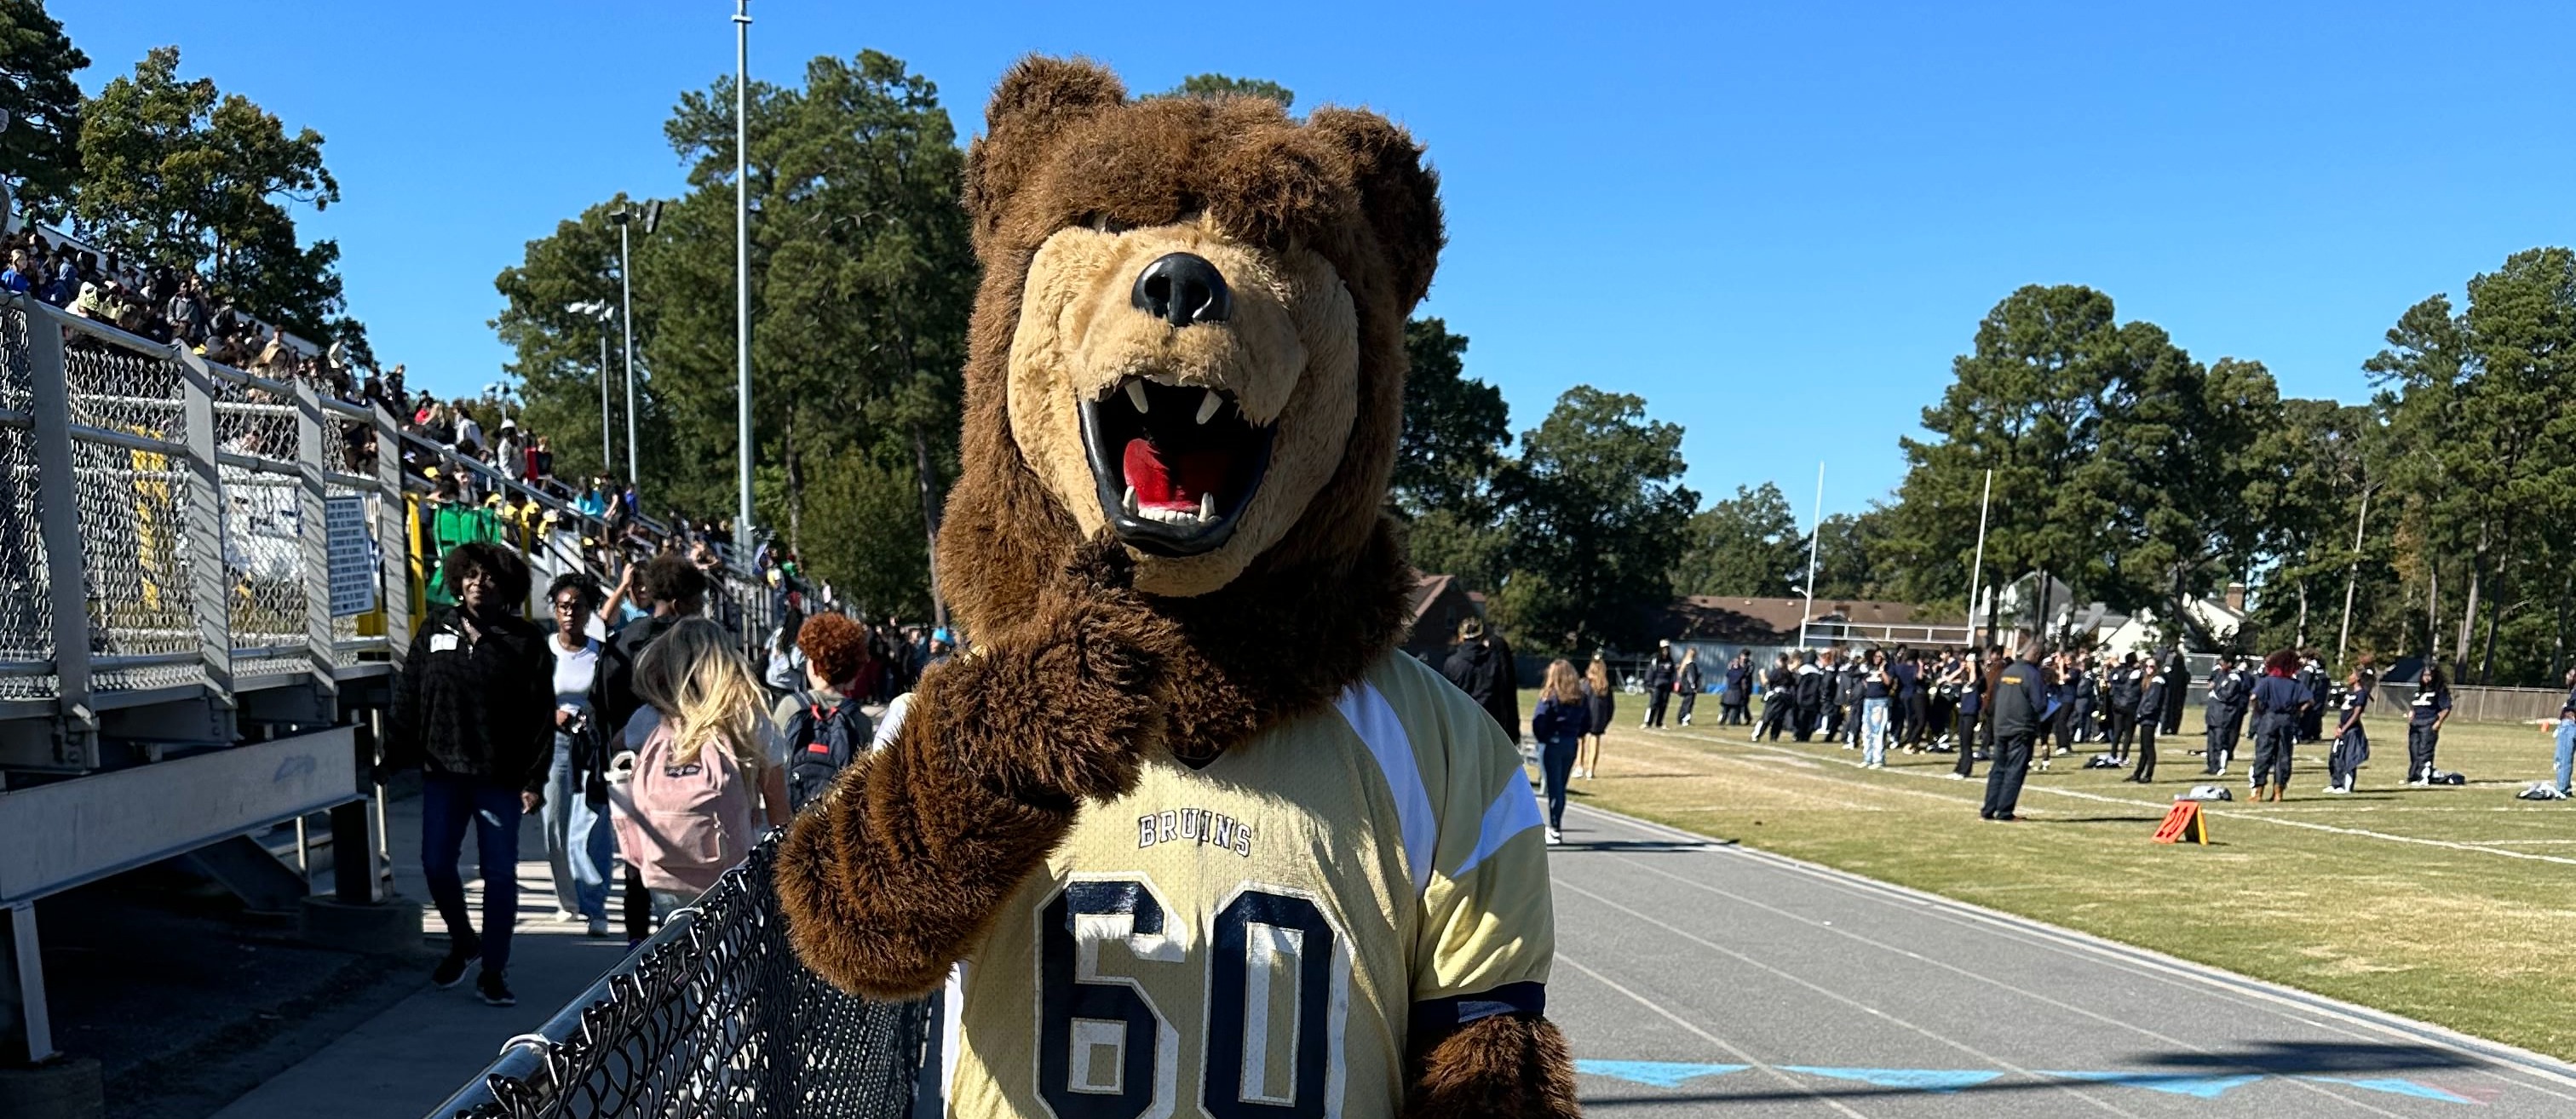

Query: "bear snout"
left=1131, top=252, right=1233, bottom=327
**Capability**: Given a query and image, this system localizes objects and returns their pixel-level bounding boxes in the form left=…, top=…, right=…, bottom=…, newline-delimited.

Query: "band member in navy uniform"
left=1981, top=642, right=2048, bottom=820
left=2127, top=658, right=2165, bottom=783
left=2325, top=667, right=2376, bottom=794
left=2248, top=649, right=2312, bottom=803
left=1721, top=651, right=1753, bottom=726
left=2406, top=665, right=2453, bottom=785
left=2160, top=649, right=2191, bottom=736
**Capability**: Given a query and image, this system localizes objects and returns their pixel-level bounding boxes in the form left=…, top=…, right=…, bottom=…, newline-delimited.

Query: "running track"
left=1546, top=805, right=2576, bottom=1116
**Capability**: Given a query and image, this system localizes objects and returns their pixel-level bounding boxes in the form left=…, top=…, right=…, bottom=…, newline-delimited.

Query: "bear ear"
left=965, top=56, right=1128, bottom=237
left=1307, top=107, right=1445, bottom=309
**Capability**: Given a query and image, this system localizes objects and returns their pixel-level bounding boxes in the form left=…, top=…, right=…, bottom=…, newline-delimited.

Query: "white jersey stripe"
left=1454, top=773, right=1543, bottom=879
left=1336, top=681, right=1437, bottom=894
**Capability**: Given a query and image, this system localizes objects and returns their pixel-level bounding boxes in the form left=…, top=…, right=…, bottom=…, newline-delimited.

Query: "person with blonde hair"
left=610, top=617, right=793, bottom=939
left=1530, top=658, right=1591, bottom=845
left=1577, top=657, right=1616, bottom=779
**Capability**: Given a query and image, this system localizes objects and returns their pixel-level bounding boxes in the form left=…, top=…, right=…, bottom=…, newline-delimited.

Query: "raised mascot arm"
left=775, top=537, right=1181, bottom=998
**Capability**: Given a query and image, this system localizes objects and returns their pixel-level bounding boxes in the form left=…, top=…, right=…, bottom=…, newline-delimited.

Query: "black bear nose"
left=1131, top=252, right=1232, bottom=327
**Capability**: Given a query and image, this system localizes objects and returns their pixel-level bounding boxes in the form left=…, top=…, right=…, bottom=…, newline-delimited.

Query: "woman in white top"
left=540, top=573, right=612, bottom=936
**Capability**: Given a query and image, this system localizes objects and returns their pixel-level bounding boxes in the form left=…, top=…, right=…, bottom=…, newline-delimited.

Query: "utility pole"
left=733, top=0, right=756, bottom=557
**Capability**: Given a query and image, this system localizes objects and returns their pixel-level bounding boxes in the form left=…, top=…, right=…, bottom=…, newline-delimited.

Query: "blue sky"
left=57, top=2, right=2576, bottom=517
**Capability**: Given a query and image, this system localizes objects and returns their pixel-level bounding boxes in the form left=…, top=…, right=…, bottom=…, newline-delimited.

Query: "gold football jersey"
left=931, top=651, right=1553, bottom=1118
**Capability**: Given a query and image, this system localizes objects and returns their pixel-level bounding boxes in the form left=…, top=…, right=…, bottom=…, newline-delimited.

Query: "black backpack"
left=784, top=691, right=863, bottom=813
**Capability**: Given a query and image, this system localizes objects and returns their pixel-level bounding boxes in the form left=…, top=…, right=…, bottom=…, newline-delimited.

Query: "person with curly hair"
left=385, top=542, right=554, bottom=1007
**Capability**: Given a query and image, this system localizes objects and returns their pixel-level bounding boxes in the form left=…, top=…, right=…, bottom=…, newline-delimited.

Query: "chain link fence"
left=429, top=835, right=932, bottom=1119
left=0, top=306, right=55, bottom=702
left=0, top=295, right=411, bottom=751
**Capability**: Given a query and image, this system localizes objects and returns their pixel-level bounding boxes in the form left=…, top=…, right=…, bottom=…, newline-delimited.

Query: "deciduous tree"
left=1493, top=387, right=1696, bottom=653
left=74, top=46, right=351, bottom=341
left=0, top=0, right=88, bottom=220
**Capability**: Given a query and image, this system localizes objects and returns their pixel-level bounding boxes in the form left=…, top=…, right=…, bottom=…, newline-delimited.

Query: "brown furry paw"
left=1406, top=1013, right=1582, bottom=1118
left=775, top=532, right=1187, bottom=999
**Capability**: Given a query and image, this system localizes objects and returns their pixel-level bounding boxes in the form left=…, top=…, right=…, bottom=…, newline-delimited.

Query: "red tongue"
left=1123, top=438, right=1229, bottom=512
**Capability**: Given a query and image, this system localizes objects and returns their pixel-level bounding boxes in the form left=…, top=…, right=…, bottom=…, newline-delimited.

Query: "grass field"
left=1524, top=689, right=2576, bottom=1060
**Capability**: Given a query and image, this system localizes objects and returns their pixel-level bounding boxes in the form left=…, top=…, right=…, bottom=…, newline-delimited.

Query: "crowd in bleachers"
left=16, top=216, right=912, bottom=680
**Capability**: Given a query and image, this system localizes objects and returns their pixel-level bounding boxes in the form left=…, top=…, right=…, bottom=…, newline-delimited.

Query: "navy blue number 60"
left=1038, top=881, right=1337, bottom=1119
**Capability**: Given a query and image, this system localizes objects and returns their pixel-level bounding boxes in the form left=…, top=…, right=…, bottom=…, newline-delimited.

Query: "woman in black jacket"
left=387, top=542, right=555, bottom=1008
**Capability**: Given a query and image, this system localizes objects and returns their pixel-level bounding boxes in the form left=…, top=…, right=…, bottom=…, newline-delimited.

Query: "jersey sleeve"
left=1385, top=658, right=1554, bottom=1033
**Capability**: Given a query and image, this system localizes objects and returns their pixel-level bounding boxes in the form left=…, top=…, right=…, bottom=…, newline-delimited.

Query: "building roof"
left=1406, top=573, right=1458, bottom=625
left=1660, top=595, right=1961, bottom=644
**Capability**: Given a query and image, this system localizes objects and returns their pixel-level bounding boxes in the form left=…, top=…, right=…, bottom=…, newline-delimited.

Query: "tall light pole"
left=611, top=207, right=640, bottom=493
left=2337, top=482, right=2375, bottom=663
left=732, top=0, right=756, bottom=555
left=1797, top=461, right=1824, bottom=648
left=566, top=301, right=614, bottom=474
left=1965, top=468, right=1992, bottom=644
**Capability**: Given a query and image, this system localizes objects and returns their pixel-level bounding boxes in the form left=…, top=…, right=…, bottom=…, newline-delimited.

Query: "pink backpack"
left=611, top=720, right=756, bottom=895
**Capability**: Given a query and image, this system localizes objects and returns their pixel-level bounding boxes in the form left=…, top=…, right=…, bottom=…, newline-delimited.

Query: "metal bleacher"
left=0, top=289, right=777, bottom=1076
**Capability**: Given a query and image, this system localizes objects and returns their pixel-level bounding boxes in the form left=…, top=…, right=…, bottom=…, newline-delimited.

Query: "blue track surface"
left=1547, top=804, right=2576, bottom=1116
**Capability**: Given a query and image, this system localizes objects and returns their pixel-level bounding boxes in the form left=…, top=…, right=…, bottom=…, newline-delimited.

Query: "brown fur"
left=1408, top=1013, right=1584, bottom=1118
left=775, top=55, right=1575, bottom=1110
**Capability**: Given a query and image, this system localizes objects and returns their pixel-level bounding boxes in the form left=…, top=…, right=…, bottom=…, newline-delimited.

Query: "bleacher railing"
left=425, top=834, right=932, bottom=1119
left=0, top=293, right=410, bottom=766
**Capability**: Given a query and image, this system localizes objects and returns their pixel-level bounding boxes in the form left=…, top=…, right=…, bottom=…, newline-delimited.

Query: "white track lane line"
left=1554, top=877, right=2148, bottom=1118
left=1653, top=726, right=2576, bottom=867
left=1567, top=802, right=2576, bottom=1101
left=1578, top=831, right=2413, bottom=1118
left=1556, top=951, right=1875, bottom=1119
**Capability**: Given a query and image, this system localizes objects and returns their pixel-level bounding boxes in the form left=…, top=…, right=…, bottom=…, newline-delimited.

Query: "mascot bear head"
left=935, top=56, right=1442, bottom=756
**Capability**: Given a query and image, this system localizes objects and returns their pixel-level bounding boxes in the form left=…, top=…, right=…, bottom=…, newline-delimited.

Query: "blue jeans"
left=1541, top=735, right=1580, bottom=830
left=542, top=735, right=612, bottom=921
left=1861, top=697, right=1891, bottom=766
left=422, top=772, right=524, bottom=973
left=2555, top=719, right=2574, bottom=795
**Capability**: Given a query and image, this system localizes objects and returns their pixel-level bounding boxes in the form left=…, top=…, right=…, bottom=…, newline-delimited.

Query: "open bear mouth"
left=1079, top=376, right=1275, bottom=557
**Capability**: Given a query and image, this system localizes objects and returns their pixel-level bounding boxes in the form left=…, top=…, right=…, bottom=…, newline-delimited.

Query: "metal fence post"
left=22, top=310, right=94, bottom=768
left=375, top=403, right=409, bottom=672
left=176, top=353, right=236, bottom=720
left=293, top=382, right=337, bottom=703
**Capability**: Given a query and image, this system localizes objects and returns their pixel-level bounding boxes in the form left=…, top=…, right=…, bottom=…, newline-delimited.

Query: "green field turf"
left=1521, top=689, right=2576, bottom=1059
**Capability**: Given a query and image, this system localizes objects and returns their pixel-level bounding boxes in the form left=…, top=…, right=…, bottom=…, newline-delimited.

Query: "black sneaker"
left=477, top=969, right=516, bottom=1007
left=430, top=939, right=479, bottom=989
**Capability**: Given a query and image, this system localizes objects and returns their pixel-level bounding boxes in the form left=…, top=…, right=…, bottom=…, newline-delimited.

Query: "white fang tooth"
left=1199, top=491, right=1216, bottom=520
left=1126, top=381, right=1151, bottom=413
left=1195, top=390, right=1222, bottom=425
left=1124, top=486, right=1140, bottom=515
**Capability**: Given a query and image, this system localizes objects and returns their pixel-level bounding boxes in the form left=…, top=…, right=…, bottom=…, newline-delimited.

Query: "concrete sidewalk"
left=209, top=795, right=637, bottom=1119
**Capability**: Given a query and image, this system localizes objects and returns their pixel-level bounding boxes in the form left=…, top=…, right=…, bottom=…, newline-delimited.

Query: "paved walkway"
left=209, top=795, right=635, bottom=1119
left=1549, top=804, right=2576, bottom=1116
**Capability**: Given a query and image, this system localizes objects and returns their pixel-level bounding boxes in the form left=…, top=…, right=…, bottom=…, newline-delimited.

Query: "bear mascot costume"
left=778, top=56, right=1580, bottom=1119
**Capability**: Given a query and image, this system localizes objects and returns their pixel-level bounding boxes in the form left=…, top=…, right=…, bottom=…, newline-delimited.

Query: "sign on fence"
left=325, top=495, right=377, bottom=617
